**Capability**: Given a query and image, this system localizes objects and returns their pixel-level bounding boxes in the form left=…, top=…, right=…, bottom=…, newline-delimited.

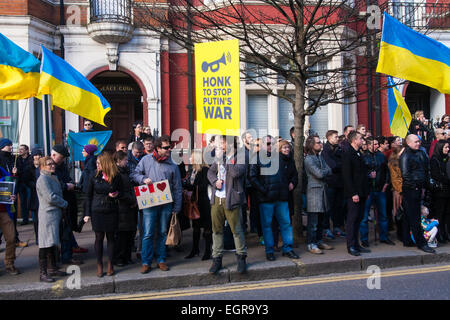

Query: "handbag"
left=183, top=187, right=201, bottom=220
left=165, top=212, right=182, bottom=246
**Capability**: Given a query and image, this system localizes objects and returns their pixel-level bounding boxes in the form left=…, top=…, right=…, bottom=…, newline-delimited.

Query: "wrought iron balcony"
left=385, top=1, right=450, bottom=29
left=87, top=0, right=134, bottom=70
left=90, top=0, right=132, bottom=24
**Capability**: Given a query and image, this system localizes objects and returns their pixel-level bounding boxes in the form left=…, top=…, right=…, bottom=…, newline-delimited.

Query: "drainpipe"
left=60, top=0, right=66, bottom=145
left=187, top=0, right=194, bottom=150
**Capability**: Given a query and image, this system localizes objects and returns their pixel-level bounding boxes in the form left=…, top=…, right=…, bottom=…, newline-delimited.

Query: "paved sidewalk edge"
left=1, top=252, right=449, bottom=299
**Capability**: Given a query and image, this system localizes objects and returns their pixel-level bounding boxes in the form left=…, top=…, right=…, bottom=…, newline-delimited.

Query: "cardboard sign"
left=134, top=179, right=173, bottom=210
left=0, top=181, right=15, bottom=204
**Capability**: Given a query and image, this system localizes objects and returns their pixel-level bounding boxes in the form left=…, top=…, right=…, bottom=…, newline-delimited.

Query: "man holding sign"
left=131, top=135, right=182, bottom=273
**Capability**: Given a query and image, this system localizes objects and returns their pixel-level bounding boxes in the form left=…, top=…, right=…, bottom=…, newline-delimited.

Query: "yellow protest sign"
left=195, top=39, right=240, bottom=136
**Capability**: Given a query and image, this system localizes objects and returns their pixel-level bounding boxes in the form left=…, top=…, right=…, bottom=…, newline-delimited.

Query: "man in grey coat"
left=131, top=135, right=182, bottom=273
left=207, top=135, right=247, bottom=275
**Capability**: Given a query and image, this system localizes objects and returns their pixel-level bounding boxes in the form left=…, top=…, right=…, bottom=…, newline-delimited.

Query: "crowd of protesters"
left=0, top=111, right=449, bottom=282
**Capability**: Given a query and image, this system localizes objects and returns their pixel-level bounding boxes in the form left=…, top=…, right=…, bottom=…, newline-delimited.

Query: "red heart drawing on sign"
left=156, top=182, right=166, bottom=192
left=141, top=186, right=147, bottom=193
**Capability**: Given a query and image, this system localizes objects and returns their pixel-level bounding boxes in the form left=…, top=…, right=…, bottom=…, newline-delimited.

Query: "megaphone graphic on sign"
left=201, top=52, right=231, bottom=73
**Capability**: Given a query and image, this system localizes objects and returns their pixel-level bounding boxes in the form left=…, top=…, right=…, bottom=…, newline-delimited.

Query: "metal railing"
left=386, top=1, right=450, bottom=29
left=90, top=0, right=132, bottom=24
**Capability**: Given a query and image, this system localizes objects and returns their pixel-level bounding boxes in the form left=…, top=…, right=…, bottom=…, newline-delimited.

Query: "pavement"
left=1, top=219, right=450, bottom=300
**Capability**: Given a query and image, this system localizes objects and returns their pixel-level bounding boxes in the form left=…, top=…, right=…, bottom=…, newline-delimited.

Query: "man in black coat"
left=322, top=130, right=345, bottom=238
left=51, top=145, right=84, bottom=265
left=342, top=131, right=370, bottom=256
left=399, top=134, right=435, bottom=253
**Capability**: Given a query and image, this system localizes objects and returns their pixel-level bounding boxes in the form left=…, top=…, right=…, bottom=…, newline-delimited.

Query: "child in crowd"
left=420, top=205, right=439, bottom=248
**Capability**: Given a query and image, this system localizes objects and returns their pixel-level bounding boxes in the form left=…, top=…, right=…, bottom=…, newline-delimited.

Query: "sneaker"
left=5, top=266, right=20, bottom=275
left=323, top=229, right=335, bottom=240
left=428, top=239, right=438, bottom=248
left=333, top=227, right=346, bottom=238
left=307, top=244, right=323, bottom=254
left=317, top=242, right=334, bottom=250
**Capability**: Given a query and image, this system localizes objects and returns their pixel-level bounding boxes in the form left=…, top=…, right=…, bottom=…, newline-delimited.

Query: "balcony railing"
left=386, top=1, right=450, bottom=29
left=90, top=0, right=132, bottom=24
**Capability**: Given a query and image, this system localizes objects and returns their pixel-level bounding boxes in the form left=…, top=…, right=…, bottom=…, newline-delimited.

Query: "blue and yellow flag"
left=0, top=33, right=40, bottom=100
left=67, top=130, right=112, bottom=162
left=387, top=77, right=412, bottom=138
left=38, top=46, right=111, bottom=126
left=376, top=13, right=450, bottom=94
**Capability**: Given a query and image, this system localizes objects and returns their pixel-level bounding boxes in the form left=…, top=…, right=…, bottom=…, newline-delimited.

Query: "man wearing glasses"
left=82, top=120, right=94, bottom=132
left=131, top=135, right=182, bottom=273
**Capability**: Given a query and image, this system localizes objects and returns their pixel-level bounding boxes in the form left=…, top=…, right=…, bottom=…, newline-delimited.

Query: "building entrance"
left=89, top=71, right=143, bottom=151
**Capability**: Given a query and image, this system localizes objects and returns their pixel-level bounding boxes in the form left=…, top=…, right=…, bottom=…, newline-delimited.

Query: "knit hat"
left=52, top=144, right=70, bottom=158
left=0, top=138, right=12, bottom=150
left=83, top=144, right=98, bottom=155
left=31, top=148, right=43, bottom=157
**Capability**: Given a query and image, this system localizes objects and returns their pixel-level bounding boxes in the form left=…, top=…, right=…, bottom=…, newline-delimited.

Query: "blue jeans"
left=141, top=204, right=173, bottom=266
left=19, top=185, right=30, bottom=223
left=360, top=191, right=389, bottom=242
left=259, top=201, right=293, bottom=254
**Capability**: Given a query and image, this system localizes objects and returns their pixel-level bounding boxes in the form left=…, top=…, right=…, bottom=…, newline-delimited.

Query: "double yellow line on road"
left=90, top=264, right=450, bottom=300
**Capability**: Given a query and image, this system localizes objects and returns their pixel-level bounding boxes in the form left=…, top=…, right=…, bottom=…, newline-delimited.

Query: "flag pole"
left=13, top=99, right=29, bottom=171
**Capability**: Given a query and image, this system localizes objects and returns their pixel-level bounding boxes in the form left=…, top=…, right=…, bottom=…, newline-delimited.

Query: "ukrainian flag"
left=38, top=46, right=111, bottom=126
left=376, top=13, right=450, bottom=94
left=387, top=77, right=412, bottom=138
left=0, top=33, right=40, bottom=100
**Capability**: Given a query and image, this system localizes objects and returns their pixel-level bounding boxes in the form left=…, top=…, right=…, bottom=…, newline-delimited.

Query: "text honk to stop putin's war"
left=195, top=40, right=240, bottom=136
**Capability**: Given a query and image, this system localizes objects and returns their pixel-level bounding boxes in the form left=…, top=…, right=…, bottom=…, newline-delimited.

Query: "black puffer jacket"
left=249, top=152, right=297, bottom=203
left=399, top=147, right=430, bottom=191
left=117, top=166, right=138, bottom=231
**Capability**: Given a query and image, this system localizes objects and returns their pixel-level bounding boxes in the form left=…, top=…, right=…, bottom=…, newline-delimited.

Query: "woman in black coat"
left=79, top=144, right=98, bottom=193
left=83, top=153, right=122, bottom=277
left=183, top=150, right=212, bottom=260
left=113, top=151, right=138, bottom=266
left=430, top=140, right=450, bottom=243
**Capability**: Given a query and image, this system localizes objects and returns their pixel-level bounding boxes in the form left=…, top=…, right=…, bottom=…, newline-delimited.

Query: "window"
left=0, top=100, right=19, bottom=143
left=33, top=98, right=44, bottom=149
left=278, top=96, right=295, bottom=140
left=343, top=96, right=350, bottom=128
left=307, top=61, right=327, bottom=84
left=308, top=94, right=328, bottom=139
left=246, top=62, right=267, bottom=84
left=277, top=61, right=291, bottom=84
left=247, top=95, right=268, bottom=137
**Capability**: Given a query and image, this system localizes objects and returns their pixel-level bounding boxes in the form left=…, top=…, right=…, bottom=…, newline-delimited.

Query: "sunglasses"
left=161, top=146, right=171, bottom=150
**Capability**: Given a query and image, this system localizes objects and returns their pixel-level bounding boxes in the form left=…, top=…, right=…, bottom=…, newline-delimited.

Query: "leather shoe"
left=381, top=239, right=396, bottom=246
left=140, top=265, right=151, bottom=274
left=358, top=246, right=371, bottom=253
left=347, top=247, right=360, bottom=256
left=157, top=262, right=170, bottom=271
left=266, top=253, right=276, bottom=261
left=72, top=247, right=88, bottom=254
left=361, top=240, right=370, bottom=248
left=420, top=245, right=436, bottom=254
left=282, top=250, right=299, bottom=259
